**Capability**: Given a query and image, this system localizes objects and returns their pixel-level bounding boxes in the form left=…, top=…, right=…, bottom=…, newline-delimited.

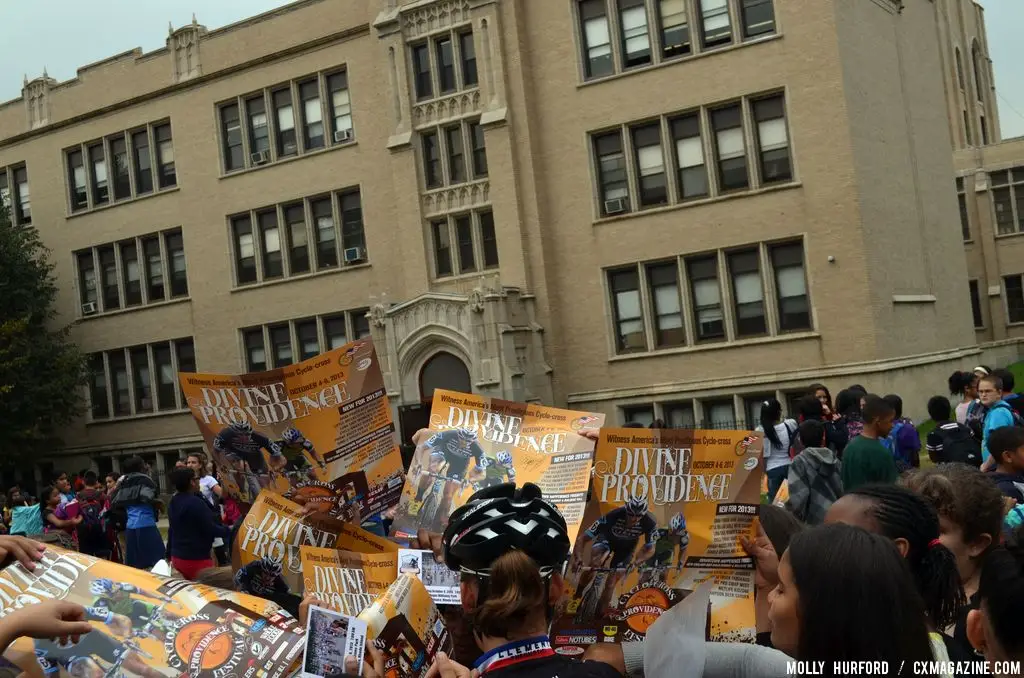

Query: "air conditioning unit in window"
left=604, top=197, right=629, bottom=215
left=334, top=128, right=354, bottom=143
left=251, top=150, right=269, bottom=165
left=82, top=301, right=98, bottom=316
left=343, top=246, right=366, bottom=264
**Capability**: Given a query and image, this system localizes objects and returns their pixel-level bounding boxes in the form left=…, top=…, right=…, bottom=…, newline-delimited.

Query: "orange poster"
left=300, top=545, right=398, bottom=616
left=180, top=338, right=404, bottom=519
left=551, top=428, right=763, bottom=652
left=390, top=389, right=603, bottom=541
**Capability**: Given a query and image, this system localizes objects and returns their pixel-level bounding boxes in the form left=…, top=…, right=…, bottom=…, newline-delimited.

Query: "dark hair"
left=848, top=384, right=867, bottom=395
left=796, top=395, right=824, bottom=422
left=123, top=456, right=146, bottom=474
left=52, top=471, right=67, bottom=482
left=980, top=374, right=1004, bottom=393
left=623, top=422, right=645, bottom=429
left=883, top=394, right=903, bottom=419
left=171, top=468, right=196, bottom=493
left=861, top=394, right=894, bottom=423
left=798, top=419, right=825, bottom=449
left=993, top=368, right=1016, bottom=393
left=987, top=426, right=1024, bottom=466
left=903, top=465, right=1004, bottom=555
left=786, top=523, right=933, bottom=664
left=40, top=485, right=58, bottom=504
left=927, top=395, right=952, bottom=422
left=845, top=484, right=965, bottom=629
left=759, top=398, right=784, bottom=446
left=948, top=371, right=975, bottom=397
left=759, top=504, right=804, bottom=556
left=83, top=470, right=98, bottom=485
left=835, top=389, right=861, bottom=417
left=650, top=418, right=665, bottom=429
left=977, top=526, right=1024, bottom=659
left=470, top=549, right=548, bottom=638
left=808, top=383, right=832, bottom=409
left=105, top=472, right=120, bottom=484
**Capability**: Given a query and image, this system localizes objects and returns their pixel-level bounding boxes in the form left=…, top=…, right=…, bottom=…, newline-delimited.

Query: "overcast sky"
left=0, top=0, right=1022, bottom=138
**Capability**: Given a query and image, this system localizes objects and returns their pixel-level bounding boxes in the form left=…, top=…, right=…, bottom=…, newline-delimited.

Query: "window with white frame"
left=632, top=123, right=669, bottom=208
left=990, top=167, right=1024, bottom=236
left=618, top=0, right=653, bottom=68
left=409, top=28, right=479, bottom=102
left=0, top=164, right=30, bottom=226
left=430, top=209, right=499, bottom=279
left=88, top=338, right=194, bottom=420
left=65, top=121, right=173, bottom=214
left=74, top=228, right=187, bottom=316
left=218, top=68, right=354, bottom=173
left=728, top=248, right=766, bottom=337
left=241, top=310, right=370, bottom=371
left=230, top=187, right=366, bottom=287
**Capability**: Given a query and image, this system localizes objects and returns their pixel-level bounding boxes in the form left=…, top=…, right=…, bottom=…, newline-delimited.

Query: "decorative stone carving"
left=22, top=70, right=57, bottom=130
left=468, top=288, right=485, bottom=313
left=413, top=90, right=481, bottom=129
left=168, top=15, right=207, bottom=83
left=422, top=180, right=490, bottom=216
left=369, top=303, right=389, bottom=328
left=402, top=0, right=472, bottom=40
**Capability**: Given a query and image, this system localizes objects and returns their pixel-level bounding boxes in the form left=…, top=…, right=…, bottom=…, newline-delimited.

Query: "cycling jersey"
left=585, top=507, right=658, bottom=566
left=214, top=427, right=278, bottom=473
left=427, top=430, right=485, bottom=480
left=480, top=458, right=516, bottom=487
left=278, top=439, right=315, bottom=469
left=650, top=531, right=689, bottom=566
left=34, top=607, right=136, bottom=672
left=474, top=636, right=622, bottom=678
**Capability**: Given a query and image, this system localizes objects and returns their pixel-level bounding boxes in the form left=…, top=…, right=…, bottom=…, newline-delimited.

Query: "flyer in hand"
left=301, top=606, right=368, bottom=678
left=397, top=549, right=461, bottom=605
left=179, top=338, right=405, bottom=519
left=300, top=546, right=398, bottom=616
left=390, top=389, right=604, bottom=541
left=551, top=428, right=763, bottom=652
left=0, top=546, right=306, bottom=678
left=358, top=574, right=453, bottom=678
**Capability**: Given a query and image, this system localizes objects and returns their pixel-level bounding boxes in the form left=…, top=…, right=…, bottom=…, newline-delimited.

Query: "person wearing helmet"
left=644, top=513, right=690, bottom=580
left=437, top=482, right=622, bottom=678
left=411, top=429, right=487, bottom=530
left=471, top=450, right=518, bottom=490
left=86, top=578, right=177, bottom=639
left=213, top=419, right=281, bottom=499
left=272, top=426, right=325, bottom=483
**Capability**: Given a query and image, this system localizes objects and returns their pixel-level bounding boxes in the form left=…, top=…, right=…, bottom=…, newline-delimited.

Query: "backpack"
left=935, top=423, right=982, bottom=467
left=78, top=490, right=104, bottom=531
left=9, top=504, right=43, bottom=536
left=881, top=420, right=905, bottom=455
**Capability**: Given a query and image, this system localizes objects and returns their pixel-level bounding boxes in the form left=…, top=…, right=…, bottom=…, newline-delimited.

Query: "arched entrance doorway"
left=418, top=351, right=472, bottom=400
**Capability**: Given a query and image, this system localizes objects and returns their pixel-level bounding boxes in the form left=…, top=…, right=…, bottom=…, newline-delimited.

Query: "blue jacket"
left=168, top=492, right=230, bottom=560
left=982, top=400, right=1015, bottom=461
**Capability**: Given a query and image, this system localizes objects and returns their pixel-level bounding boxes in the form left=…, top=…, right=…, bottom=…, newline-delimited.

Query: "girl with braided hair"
left=824, top=483, right=971, bottom=661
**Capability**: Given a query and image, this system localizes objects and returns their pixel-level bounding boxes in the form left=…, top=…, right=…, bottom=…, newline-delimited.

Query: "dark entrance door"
left=396, top=352, right=472, bottom=467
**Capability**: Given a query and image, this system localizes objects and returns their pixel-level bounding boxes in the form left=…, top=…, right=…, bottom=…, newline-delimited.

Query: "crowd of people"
left=1, top=369, right=1024, bottom=677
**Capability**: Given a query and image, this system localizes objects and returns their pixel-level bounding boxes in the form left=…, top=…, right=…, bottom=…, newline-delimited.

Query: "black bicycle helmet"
left=442, top=482, right=570, bottom=578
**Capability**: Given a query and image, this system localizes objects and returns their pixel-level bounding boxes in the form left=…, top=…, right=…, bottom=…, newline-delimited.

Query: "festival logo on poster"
left=180, top=339, right=405, bottom=519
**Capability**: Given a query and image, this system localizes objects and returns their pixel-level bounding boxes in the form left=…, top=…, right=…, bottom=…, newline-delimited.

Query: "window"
left=270, top=325, right=293, bottom=367
left=741, top=0, right=775, bottom=38
left=108, top=350, right=131, bottom=417
left=729, top=249, right=766, bottom=336
left=244, top=329, right=267, bottom=372
left=121, top=241, right=142, bottom=306
left=89, top=143, right=108, bottom=206
left=436, top=38, right=457, bottom=94
left=771, top=242, right=810, bottom=331
left=285, top=203, right=310, bottom=275
left=324, top=316, right=347, bottom=350
left=969, top=280, right=984, bottom=329
left=1006, top=274, right=1024, bottom=324
left=143, top=236, right=165, bottom=302
left=455, top=215, right=476, bottom=273
left=632, top=124, right=668, bottom=207
left=0, top=171, right=5, bottom=212
left=412, top=44, right=433, bottom=100
left=990, top=168, right=1024, bottom=236
left=670, top=114, right=708, bottom=199
left=955, top=48, right=965, bottom=90
left=470, top=122, right=488, bottom=178
left=688, top=255, right=724, bottom=340
left=132, top=130, right=153, bottom=194
left=712, top=105, right=748, bottom=191
left=258, top=210, right=283, bottom=280
left=753, top=95, right=791, bottom=184
left=313, top=197, right=338, bottom=270
left=964, top=110, right=973, bottom=146
left=246, top=96, right=271, bottom=159
left=619, top=0, right=652, bottom=68
left=233, top=216, right=258, bottom=284
left=176, top=339, right=196, bottom=376
left=68, top=151, right=87, bottom=210
left=981, top=115, right=989, bottom=146
left=580, top=0, right=613, bottom=79
left=459, top=32, right=478, bottom=87
left=432, top=220, right=452, bottom=277
left=299, top=79, right=325, bottom=151
left=445, top=126, right=466, bottom=183
left=609, top=268, right=646, bottom=353
left=221, top=103, right=245, bottom=171
left=704, top=400, right=735, bottom=429
left=154, top=123, right=175, bottom=188
left=623, top=405, right=655, bottom=427
left=339, top=189, right=366, bottom=253
left=130, top=346, right=153, bottom=413
left=972, top=43, right=985, bottom=101
left=353, top=310, right=371, bottom=339
left=77, top=251, right=97, bottom=307
left=9, top=167, right=30, bottom=225
left=89, top=354, right=108, bottom=419
left=422, top=131, right=442, bottom=188
left=273, top=88, right=297, bottom=158
left=296, top=320, right=320, bottom=361
left=109, top=135, right=131, bottom=200
left=327, top=72, right=352, bottom=138
left=98, top=246, right=119, bottom=311
left=665, top=402, right=695, bottom=428
left=647, top=263, right=684, bottom=347
left=165, top=230, right=188, bottom=297
left=480, top=211, right=499, bottom=268
left=594, top=131, right=629, bottom=214
left=89, top=338, right=192, bottom=419
left=957, top=178, right=971, bottom=241
left=658, top=0, right=690, bottom=59
left=152, top=342, right=176, bottom=410
left=700, top=0, right=732, bottom=48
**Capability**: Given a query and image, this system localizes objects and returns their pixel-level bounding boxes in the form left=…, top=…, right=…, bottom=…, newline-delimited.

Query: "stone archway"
left=419, top=351, right=472, bottom=401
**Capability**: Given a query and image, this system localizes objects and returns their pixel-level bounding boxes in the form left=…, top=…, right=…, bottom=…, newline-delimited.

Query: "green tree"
left=0, top=201, right=87, bottom=466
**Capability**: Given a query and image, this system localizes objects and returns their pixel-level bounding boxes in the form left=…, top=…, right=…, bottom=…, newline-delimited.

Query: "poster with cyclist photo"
left=0, top=545, right=307, bottom=678
left=301, top=606, right=368, bottom=678
left=389, top=389, right=604, bottom=541
left=358, top=574, right=452, bottom=678
left=551, top=428, right=763, bottom=652
left=179, top=337, right=405, bottom=520
left=300, top=545, right=398, bottom=617
left=398, top=549, right=462, bottom=605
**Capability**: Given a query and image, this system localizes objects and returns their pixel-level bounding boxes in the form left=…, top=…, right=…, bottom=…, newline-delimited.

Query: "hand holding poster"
left=390, top=389, right=604, bottom=541
left=180, top=339, right=404, bottom=519
left=551, top=428, right=763, bottom=651
left=0, top=546, right=306, bottom=678
left=300, top=546, right=397, bottom=616
left=358, top=574, right=452, bottom=678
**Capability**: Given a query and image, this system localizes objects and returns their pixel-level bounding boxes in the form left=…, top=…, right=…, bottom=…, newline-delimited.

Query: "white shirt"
left=756, top=419, right=797, bottom=471
left=198, top=475, right=219, bottom=505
